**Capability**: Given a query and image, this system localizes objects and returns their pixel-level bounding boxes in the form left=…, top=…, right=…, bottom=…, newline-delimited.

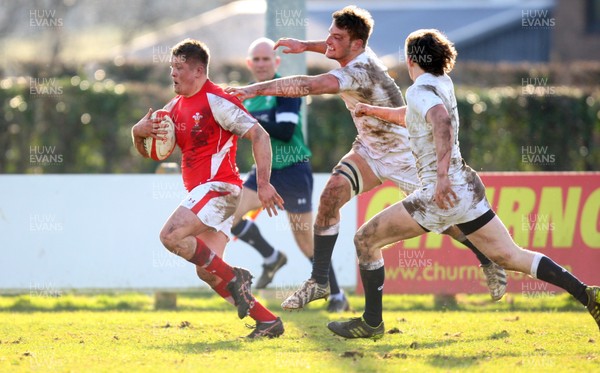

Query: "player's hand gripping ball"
left=144, top=109, right=176, bottom=161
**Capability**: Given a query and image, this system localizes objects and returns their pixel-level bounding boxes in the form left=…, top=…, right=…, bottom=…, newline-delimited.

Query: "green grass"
left=0, top=292, right=598, bottom=372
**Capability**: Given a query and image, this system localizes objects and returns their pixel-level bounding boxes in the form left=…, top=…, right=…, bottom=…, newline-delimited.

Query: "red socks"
left=190, top=238, right=277, bottom=323
left=212, top=279, right=235, bottom=306
left=211, top=271, right=276, bottom=322
left=188, top=237, right=234, bottom=283
left=249, top=301, right=277, bottom=322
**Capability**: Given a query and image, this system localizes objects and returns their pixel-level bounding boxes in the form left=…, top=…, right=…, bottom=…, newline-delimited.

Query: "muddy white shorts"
left=353, top=141, right=421, bottom=195
left=180, top=181, right=241, bottom=234
left=401, top=171, right=491, bottom=234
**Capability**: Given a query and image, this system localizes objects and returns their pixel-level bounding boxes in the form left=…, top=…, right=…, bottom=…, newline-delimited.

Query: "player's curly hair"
left=332, top=5, right=374, bottom=47
left=405, top=29, right=457, bottom=76
left=171, top=38, right=210, bottom=71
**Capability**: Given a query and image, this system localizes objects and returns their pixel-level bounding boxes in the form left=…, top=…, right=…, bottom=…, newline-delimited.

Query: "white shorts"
left=179, top=181, right=241, bottom=234
left=402, top=170, right=491, bottom=234
left=353, top=141, right=420, bottom=195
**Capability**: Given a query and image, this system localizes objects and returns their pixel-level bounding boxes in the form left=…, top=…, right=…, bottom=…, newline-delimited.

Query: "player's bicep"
left=208, top=93, right=257, bottom=137
left=428, top=104, right=453, bottom=149
left=426, top=104, right=450, bottom=127
left=307, top=73, right=340, bottom=95
left=240, top=122, right=265, bottom=142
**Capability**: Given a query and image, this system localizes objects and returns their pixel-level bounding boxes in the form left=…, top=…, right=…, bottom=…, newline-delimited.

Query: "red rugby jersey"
left=164, top=80, right=257, bottom=192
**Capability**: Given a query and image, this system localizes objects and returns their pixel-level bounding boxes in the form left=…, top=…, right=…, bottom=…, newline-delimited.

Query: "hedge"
left=1, top=66, right=598, bottom=174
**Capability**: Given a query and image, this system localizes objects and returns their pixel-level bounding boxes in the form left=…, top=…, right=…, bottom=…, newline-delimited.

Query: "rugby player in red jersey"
left=132, top=39, right=285, bottom=338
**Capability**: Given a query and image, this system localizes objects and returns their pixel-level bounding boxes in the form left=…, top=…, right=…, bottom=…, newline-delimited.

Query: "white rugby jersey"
left=329, top=48, right=410, bottom=159
left=405, top=73, right=466, bottom=186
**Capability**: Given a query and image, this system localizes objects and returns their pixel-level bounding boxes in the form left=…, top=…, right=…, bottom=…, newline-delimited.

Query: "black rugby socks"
left=535, top=256, right=588, bottom=306
left=231, top=219, right=275, bottom=259
left=311, top=233, right=338, bottom=285
left=360, top=266, right=385, bottom=328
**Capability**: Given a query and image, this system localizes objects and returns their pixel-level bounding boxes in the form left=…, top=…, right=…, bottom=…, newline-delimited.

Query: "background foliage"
left=1, top=62, right=599, bottom=174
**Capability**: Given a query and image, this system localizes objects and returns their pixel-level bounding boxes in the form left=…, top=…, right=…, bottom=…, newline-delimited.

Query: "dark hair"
left=171, top=38, right=210, bottom=70
left=405, top=29, right=457, bottom=76
left=332, top=5, right=373, bottom=46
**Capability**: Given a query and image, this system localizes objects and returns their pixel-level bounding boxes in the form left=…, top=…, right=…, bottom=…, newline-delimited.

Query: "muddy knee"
left=353, top=229, right=368, bottom=258
left=354, top=224, right=376, bottom=261
left=159, top=227, right=179, bottom=253
left=316, top=176, right=349, bottom=225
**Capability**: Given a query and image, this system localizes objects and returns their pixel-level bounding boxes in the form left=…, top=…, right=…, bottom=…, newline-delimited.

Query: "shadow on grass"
left=68, top=291, right=586, bottom=372
left=154, top=338, right=248, bottom=354
left=425, top=349, right=543, bottom=370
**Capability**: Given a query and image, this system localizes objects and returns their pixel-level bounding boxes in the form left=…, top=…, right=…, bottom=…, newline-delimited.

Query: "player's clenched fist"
left=354, top=103, right=369, bottom=117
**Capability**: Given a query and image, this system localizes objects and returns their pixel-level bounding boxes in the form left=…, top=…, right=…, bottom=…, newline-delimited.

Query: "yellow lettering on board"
left=364, top=185, right=425, bottom=248
left=533, top=187, right=581, bottom=248
left=425, top=232, right=443, bottom=249
left=581, top=188, right=600, bottom=248
left=403, top=235, right=422, bottom=248
left=485, top=187, right=495, bottom=207
left=496, top=187, right=536, bottom=246
left=364, top=186, right=401, bottom=222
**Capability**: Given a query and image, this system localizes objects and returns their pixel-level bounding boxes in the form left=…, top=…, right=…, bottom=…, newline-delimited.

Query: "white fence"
left=0, top=174, right=357, bottom=292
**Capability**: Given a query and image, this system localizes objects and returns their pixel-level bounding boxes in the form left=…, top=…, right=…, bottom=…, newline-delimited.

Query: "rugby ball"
left=144, top=109, right=176, bottom=161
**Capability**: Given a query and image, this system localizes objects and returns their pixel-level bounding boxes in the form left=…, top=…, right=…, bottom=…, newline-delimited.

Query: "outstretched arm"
left=226, top=73, right=340, bottom=100
left=354, top=103, right=407, bottom=127
left=274, top=38, right=327, bottom=55
left=427, top=104, right=457, bottom=210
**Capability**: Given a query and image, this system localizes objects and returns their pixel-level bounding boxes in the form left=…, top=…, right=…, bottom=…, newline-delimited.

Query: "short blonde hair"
left=171, top=38, right=210, bottom=70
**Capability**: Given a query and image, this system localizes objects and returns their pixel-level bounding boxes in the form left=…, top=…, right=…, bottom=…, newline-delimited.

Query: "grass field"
left=0, top=292, right=598, bottom=372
